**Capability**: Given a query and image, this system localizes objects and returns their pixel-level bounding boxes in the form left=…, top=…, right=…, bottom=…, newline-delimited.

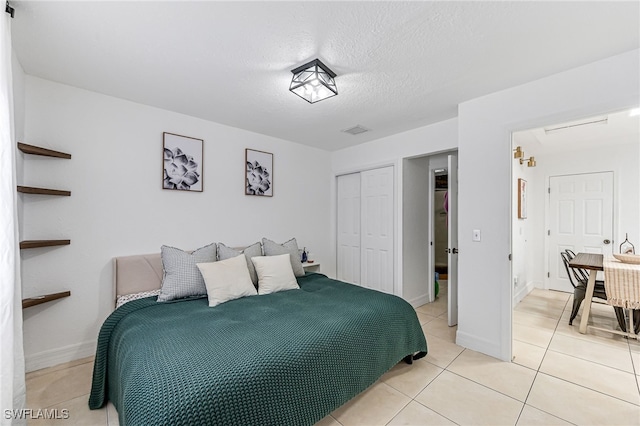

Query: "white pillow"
left=196, top=254, right=257, bottom=307
left=251, top=254, right=300, bottom=295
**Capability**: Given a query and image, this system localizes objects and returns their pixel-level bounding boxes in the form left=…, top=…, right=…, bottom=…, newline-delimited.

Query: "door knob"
left=603, top=239, right=611, bottom=245
left=445, top=248, right=450, bottom=253
left=452, top=248, right=459, bottom=254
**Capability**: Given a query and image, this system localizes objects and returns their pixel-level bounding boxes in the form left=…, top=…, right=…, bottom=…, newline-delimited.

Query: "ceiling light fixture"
left=289, top=59, right=337, bottom=104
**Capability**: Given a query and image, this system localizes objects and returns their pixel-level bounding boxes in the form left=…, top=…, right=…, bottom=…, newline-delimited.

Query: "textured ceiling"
left=11, top=1, right=640, bottom=151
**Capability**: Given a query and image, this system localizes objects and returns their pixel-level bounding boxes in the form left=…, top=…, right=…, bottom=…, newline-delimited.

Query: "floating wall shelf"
left=18, top=141, right=73, bottom=310
left=17, top=186, right=71, bottom=196
left=18, top=142, right=71, bottom=159
left=20, top=240, right=71, bottom=250
left=22, top=291, right=71, bottom=309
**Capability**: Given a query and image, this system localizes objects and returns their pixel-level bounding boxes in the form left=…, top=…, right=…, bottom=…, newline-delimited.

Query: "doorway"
left=510, top=108, right=639, bottom=368
left=401, top=151, right=458, bottom=326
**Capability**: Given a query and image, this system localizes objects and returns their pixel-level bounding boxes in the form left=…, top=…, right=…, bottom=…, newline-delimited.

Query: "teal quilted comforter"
left=89, top=273, right=427, bottom=425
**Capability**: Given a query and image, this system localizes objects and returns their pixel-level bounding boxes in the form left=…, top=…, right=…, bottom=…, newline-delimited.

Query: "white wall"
left=457, top=49, right=640, bottom=361
left=331, top=119, right=458, bottom=295
left=511, top=143, right=540, bottom=304
left=402, top=156, right=430, bottom=305
left=20, top=76, right=332, bottom=371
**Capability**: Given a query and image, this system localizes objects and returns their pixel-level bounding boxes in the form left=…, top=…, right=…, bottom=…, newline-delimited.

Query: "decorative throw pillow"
left=261, top=237, right=304, bottom=277
left=116, top=289, right=161, bottom=309
left=197, top=255, right=257, bottom=307
left=251, top=254, right=299, bottom=295
left=158, top=243, right=217, bottom=302
left=217, top=242, right=262, bottom=287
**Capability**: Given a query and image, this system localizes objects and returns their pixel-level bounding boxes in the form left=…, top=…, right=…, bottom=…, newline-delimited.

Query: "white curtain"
left=0, top=10, right=26, bottom=426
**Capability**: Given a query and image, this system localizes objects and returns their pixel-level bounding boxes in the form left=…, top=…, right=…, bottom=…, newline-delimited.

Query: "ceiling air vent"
left=342, top=125, right=370, bottom=136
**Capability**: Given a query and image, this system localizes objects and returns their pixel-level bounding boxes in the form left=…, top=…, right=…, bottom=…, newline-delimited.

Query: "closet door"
left=361, top=166, right=394, bottom=294
left=336, top=173, right=361, bottom=284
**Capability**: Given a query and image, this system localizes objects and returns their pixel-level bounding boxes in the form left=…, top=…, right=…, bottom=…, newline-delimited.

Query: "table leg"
left=579, top=270, right=598, bottom=334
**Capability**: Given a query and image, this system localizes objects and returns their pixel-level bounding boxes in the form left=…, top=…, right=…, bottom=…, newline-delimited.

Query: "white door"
left=336, top=173, right=361, bottom=284
left=447, top=155, right=459, bottom=326
left=361, top=167, right=394, bottom=294
left=548, top=172, right=614, bottom=292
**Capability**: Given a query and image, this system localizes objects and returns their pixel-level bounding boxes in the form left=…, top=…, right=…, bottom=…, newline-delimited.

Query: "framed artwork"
left=163, top=132, right=203, bottom=192
left=517, top=178, right=527, bottom=219
left=245, top=149, right=273, bottom=196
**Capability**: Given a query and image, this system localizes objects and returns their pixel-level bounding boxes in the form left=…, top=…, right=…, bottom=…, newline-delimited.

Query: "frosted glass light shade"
left=290, top=59, right=338, bottom=104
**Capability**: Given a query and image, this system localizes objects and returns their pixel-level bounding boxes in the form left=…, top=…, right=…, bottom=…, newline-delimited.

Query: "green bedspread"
left=89, top=273, right=427, bottom=425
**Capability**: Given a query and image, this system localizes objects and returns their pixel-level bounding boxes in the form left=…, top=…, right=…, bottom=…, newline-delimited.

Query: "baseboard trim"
left=26, top=340, right=96, bottom=373
left=513, top=280, right=537, bottom=305
left=407, top=293, right=430, bottom=308
left=456, top=330, right=508, bottom=361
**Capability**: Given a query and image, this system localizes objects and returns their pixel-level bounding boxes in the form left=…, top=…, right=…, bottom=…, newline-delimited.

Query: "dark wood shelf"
left=17, top=186, right=71, bottom=196
left=22, top=291, right=71, bottom=309
left=20, top=240, right=70, bottom=249
left=17, top=142, right=71, bottom=159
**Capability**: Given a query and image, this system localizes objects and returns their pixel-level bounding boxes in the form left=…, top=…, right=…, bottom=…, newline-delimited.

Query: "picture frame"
left=517, top=178, right=527, bottom=219
left=163, top=132, right=203, bottom=192
left=245, top=149, right=273, bottom=197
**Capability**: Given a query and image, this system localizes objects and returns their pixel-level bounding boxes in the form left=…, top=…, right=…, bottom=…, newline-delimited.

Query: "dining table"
left=569, top=252, right=640, bottom=339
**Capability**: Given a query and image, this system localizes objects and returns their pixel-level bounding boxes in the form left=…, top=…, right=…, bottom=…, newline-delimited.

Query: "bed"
left=89, top=252, right=428, bottom=425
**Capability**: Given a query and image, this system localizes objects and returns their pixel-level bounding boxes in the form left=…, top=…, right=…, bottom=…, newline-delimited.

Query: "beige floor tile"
left=528, top=288, right=570, bottom=302
left=416, top=301, right=447, bottom=318
left=512, top=340, right=546, bottom=371
left=518, top=296, right=568, bottom=312
left=548, top=332, right=635, bottom=373
left=554, top=318, right=630, bottom=349
left=381, top=359, right=443, bottom=398
left=415, top=370, right=523, bottom=425
left=631, top=341, right=640, bottom=373
left=106, top=403, right=119, bottom=426
left=26, top=362, right=94, bottom=409
left=513, top=310, right=560, bottom=331
left=516, top=404, right=572, bottom=425
left=415, top=311, right=437, bottom=326
left=539, top=350, right=640, bottom=405
left=447, top=349, right=536, bottom=401
left=387, top=401, right=455, bottom=425
left=513, top=323, right=554, bottom=348
left=315, top=414, right=342, bottom=426
left=331, top=382, right=410, bottom=426
left=514, top=302, right=565, bottom=321
left=528, top=373, right=640, bottom=425
left=26, top=357, right=94, bottom=380
left=27, top=394, right=106, bottom=426
left=422, top=317, right=457, bottom=343
left=419, top=333, right=464, bottom=369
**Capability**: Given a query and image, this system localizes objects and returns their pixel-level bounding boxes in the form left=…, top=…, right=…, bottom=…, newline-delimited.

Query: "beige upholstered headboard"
left=113, top=253, right=163, bottom=300
left=113, top=246, right=248, bottom=306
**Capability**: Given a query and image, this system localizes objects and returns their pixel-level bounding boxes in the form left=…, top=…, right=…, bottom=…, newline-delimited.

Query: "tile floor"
left=25, top=285, right=640, bottom=425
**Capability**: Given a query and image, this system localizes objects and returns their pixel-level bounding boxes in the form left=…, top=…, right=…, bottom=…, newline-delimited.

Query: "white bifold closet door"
left=337, top=166, right=394, bottom=294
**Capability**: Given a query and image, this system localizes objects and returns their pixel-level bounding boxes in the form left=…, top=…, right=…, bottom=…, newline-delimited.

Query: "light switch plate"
left=473, top=229, right=481, bottom=242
